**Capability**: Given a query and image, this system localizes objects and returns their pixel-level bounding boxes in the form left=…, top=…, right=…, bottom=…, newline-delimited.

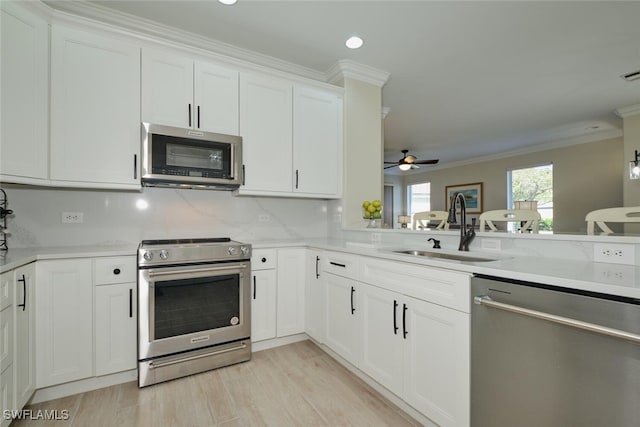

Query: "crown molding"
left=44, top=0, right=327, bottom=82
left=615, top=103, right=640, bottom=118
left=326, top=59, right=391, bottom=87
left=392, top=128, right=623, bottom=176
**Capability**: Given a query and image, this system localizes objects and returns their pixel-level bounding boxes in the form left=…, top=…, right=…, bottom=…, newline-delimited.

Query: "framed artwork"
left=445, top=182, right=483, bottom=214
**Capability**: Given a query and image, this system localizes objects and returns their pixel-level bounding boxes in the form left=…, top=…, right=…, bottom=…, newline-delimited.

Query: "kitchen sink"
left=392, top=250, right=500, bottom=262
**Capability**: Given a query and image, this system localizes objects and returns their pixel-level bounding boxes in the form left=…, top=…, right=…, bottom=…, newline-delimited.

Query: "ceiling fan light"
left=399, top=163, right=411, bottom=171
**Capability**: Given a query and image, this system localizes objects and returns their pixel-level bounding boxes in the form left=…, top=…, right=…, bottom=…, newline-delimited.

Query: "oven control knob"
left=143, top=251, right=153, bottom=261
left=228, top=246, right=238, bottom=256
left=240, top=246, right=249, bottom=256
left=159, top=250, right=169, bottom=260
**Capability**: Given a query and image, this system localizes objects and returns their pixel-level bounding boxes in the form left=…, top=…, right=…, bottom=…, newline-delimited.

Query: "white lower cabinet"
left=94, top=283, right=137, bottom=376
left=276, top=248, right=306, bottom=337
left=321, top=252, right=470, bottom=427
left=13, top=263, right=36, bottom=410
left=36, top=255, right=137, bottom=388
left=305, top=249, right=324, bottom=343
left=250, top=269, right=277, bottom=342
left=323, top=272, right=360, bottom=366
left=403, top=295, right=469, bottom=427
left=36, top=259, right=93, bottom=388
left=1, top=365, right=13, bottom=427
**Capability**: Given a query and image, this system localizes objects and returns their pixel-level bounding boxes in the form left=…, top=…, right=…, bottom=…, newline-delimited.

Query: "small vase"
left=366, top=218, right=378, bottom=228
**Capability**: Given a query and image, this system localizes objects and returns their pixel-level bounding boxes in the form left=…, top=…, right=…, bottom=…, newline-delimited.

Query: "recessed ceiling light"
left=345, top=36, right=364, bottom=49
left=218, top=0, right=237, bottom=5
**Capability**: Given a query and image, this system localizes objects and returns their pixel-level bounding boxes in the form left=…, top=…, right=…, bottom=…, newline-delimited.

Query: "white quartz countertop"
left=0, top=244, right=138, bottom=273
left=2, top=239, right=639, bottom=299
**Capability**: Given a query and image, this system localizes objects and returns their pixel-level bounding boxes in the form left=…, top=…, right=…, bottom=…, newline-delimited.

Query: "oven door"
left=138, top=261, right=251, bottom=360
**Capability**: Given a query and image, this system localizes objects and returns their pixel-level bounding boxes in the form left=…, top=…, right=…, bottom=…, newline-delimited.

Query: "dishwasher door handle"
left=474, top=295, right=640, bottom=345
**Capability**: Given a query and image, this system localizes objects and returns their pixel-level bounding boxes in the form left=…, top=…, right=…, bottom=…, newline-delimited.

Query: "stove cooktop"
left=138, top=237, right=250, bottom=266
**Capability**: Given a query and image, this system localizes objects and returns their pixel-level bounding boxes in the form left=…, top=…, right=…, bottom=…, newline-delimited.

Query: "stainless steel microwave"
left=141, top=123, right=242, bottom=190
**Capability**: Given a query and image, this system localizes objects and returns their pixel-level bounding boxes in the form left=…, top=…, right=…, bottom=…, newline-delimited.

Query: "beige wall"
left=342, top=77, right=383, bottom=226
left=401, top=137, right=623, bottom=233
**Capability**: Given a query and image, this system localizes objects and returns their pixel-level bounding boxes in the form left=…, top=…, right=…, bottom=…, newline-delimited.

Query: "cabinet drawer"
left=361, top=258, right=471, bottom=313
left=251, top=249, right=276, bottom=271
left=323, top=252, right=361, bottom=280
left=94, top=256, right=136, bottom=285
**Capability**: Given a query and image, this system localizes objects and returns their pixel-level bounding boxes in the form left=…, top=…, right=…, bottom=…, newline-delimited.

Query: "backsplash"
left=2, top=185, right=329, bottom=248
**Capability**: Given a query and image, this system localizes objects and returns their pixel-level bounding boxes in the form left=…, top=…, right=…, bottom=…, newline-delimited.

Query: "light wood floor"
left=14, top=341, right=421, bottom=426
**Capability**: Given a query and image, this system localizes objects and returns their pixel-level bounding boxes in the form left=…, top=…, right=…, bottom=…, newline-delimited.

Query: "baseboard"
left=251, top=333, right=308, bottom=352
left=30, top=370, right=137, bottom=404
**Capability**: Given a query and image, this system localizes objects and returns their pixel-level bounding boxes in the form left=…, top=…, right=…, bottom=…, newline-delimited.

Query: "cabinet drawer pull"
left=253, top=275, right=257, bottom=300
left=197, top=105, right=200, bottom=128
left=133, top=154, right=137, bottom=180
left=295, top=169, right=299, bottom=189
left=315, top=256, right=320, bottom=279
left=261, top=257, right=267, bottom=263
left=393, top=300, right=398, bottom=335
left=129, top=288, right=133, bottom=318
left=188, top=104, right=192, bottom=127
left=113, top=268, right=121, bottom=275
left=17, top=274, right=26, bottom=311
left=350, top=286, right=355, bottom=315
left=402, top=303, right=408, bottom=339
left=330, top=261, right=346, bottom=268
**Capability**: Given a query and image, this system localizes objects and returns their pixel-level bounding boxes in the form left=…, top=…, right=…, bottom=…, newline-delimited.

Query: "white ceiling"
left=67, top=0, right=640, bottom=173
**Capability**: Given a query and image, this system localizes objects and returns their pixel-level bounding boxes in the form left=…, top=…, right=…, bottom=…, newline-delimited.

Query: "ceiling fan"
left=384, top=149, right=439, bottom=171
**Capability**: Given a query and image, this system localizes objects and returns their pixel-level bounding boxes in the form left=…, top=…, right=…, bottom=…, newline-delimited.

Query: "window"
left=407, top=182, right=431, bottom=228
left=507, top=164, right=553, bottom=232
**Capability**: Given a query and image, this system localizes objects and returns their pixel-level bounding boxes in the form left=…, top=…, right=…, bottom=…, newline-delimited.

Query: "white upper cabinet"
left=0, top=1, right=49, bottom=184
left=50, top=25, right=141, bottom=189
left=142, top=49, right=239, bottom=135
left=239, top=73, right=293, bottom=193
left=194, top=61, right=239, bottom=135
left=238, top=74, right=343, bottom=198
left=293, top=86, right=343, bottom=197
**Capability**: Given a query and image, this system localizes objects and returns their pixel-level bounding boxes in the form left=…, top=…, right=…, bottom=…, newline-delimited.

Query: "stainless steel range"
left=137, top=238, right=251, bottom=387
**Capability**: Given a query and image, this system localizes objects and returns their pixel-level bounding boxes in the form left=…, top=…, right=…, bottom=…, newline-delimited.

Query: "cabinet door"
left=359, top=283, right=403, bottom=396
left=36, top=259, right=93, bottom=388
left=141, top=49, right=194, bottom=129
left=13, top=263, right=35, bottom=409
left=305, top=249, right=324, bottom=343
left=95, top=283, right=137, bottom=376
left=250, top=270, right=277, bottom=342
left=323, top=273, right=359, bottom=366
left=276, top=248, right=306, bottom=337
left=194, top=61, right=239, bottom=135
left=239, top=73, right=293, bottom=193
left=0, top=271, right=13, bottom=374
left=50, top=25, right=140, bottom=188
left=1, top=365, right=14, bottom=427
left=293, top=86, right=342, bottom=197
left=0, top=2, right=48, bottom=183
left=403, top=296, right=470, bottom=427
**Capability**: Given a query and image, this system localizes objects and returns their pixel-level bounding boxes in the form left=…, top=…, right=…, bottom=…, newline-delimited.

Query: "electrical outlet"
left=593, top=264, right=636, bottom=284
left=593, top=243, right=635, bottom=265
left=62, top=212, right=83, bottom=223
left=258, top=214, right=270, bottom=222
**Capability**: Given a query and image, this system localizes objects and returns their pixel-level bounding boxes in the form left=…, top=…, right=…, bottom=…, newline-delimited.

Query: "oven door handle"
left=148, top=264, right=247, bottom=278
left=148, top=342, right=248, bottom=369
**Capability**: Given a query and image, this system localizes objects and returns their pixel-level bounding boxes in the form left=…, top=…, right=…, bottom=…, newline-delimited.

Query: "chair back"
left=412, top=211, right=449, bottom=230
left=479, top=209, right=541, bottom=233
left=585, top=207, right=640, bottom=234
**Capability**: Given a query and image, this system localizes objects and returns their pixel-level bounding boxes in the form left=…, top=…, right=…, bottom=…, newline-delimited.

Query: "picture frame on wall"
left=445, top=182, right=483, bottom=214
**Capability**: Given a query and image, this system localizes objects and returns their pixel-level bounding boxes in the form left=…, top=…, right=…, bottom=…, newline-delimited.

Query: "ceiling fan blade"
left=413, top=159, right=439, bottom=165
left=384, top=161, right=399, bottom=164
left=384, top=164, right=398, bottom=169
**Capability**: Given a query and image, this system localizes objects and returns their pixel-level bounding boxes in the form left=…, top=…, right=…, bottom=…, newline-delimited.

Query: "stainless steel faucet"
left=447, top=192, right=476, bottom=251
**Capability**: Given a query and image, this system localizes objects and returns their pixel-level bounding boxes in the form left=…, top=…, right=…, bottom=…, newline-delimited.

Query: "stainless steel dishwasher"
left=471, top=274, right=640, bottom=427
